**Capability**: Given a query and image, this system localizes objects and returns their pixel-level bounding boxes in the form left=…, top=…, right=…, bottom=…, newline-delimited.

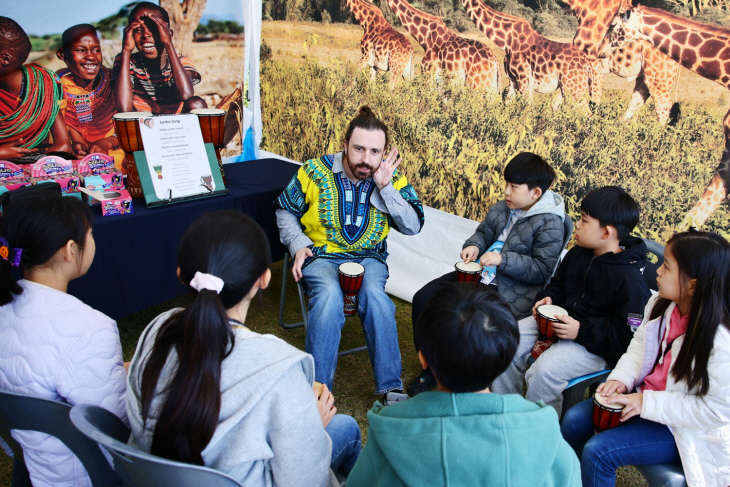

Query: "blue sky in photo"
left=3, top=0, right=244, bottom=36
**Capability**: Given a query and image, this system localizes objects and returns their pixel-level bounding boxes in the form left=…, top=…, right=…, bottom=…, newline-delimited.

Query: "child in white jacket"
left=560, top=231, right=730, bottom=487
left=0, top=193, right=127, bottom=487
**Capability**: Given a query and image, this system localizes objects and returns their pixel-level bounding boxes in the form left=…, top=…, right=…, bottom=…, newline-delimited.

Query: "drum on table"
left=592, top=392, right=625, bottom=433
left=454, top=261, right=482, bottom=283
left=338, top=262, right=365, bottom=316
left=191, top=108, right=227, bottom=183
left=112, top=112, right=151, bottom=199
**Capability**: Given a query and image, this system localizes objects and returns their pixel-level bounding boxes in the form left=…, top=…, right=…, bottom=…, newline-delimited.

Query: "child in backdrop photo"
left=112, top=2, right=206, bottom=114
left=56, top=24, right=124, bottom=169
left=408, top=152, right=565, bottom=396
left=0, top=193, right=127, bottom=487
left=126, top=211, right=361, bottom=486
left=561, top=231, right=730, bottom=487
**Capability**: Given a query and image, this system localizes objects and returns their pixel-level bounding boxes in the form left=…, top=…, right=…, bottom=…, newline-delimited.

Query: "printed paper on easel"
left=138, top=114, right=215, bottom=200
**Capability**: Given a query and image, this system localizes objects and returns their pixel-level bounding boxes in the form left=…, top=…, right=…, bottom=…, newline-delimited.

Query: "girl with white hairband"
left=126, top=211, right=361, bottom=486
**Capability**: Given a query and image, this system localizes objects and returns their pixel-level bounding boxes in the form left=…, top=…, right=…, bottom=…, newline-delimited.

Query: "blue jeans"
left=302, top=257, right=403, bottom=394
left=325, top=414, right=361, bottom=477
left=561, top=398, right=681, bottom=487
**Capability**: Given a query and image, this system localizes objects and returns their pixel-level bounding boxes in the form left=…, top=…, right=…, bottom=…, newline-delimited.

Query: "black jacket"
left=536, top=236, right=652, bottom=367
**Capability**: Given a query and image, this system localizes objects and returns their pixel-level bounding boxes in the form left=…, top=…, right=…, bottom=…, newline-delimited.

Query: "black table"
left=67, top=158, right=298, bottom=319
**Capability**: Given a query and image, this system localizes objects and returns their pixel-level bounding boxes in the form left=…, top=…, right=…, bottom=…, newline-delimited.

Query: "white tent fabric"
left=243, top=0, right=262, bottom=157
left=385, top=206, right=479, bottom=302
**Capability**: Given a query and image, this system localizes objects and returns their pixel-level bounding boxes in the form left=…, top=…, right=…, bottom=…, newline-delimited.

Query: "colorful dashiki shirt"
left=276, top=154, right=423, bottom=267
left=111, top=52, right=200, bottom=114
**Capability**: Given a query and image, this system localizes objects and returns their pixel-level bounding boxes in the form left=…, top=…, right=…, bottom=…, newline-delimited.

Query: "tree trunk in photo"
left=160, top=0, right=207, bottom=59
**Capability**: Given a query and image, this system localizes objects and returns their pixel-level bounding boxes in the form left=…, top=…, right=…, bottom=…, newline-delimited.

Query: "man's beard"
left=344, top=154, right=374, bottom=180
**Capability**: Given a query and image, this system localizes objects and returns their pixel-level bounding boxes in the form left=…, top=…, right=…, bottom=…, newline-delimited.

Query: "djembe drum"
left=113, top=112, right=151, bottom=198
left=531, top=304, right=567, bottom=359
left=338, top=262, right=365, bottom=316
left=191, top=108, right=226, bottom=183
left=593, top=392, right=625, bottom=433
left=454, top=261, right=482, bottom=282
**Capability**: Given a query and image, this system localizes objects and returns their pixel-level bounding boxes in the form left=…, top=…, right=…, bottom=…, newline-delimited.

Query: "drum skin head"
left=191, top=108, right=226, bottom=115
left=537, top=304, right=568, bottom=321
left=339, top=262, right=365, bottom=276
left=113, top=111, right=152, bottom=119
left=455, top=261, right=482, bottom=272
left=593, top=392, right=625, bottom=411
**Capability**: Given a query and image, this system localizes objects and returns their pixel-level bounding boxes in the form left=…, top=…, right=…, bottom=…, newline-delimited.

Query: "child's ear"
left=259, top=268, right=271, bottom=290
left=56, top=49, right=64, bottom=61
left=602, top=225, right=615, bottom=241
left=63, top=239, right=77, bottom=263
left=532, top=186, right=543, bottom=200
left=686, top=278, right=697, bottom=297
left=0, top=52, right=13, bottom=67
left=418, top=351, right=429, bottom=370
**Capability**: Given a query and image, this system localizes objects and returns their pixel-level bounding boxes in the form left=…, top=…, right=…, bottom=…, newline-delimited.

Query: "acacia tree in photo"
left=160, top=0, right=207, bottom=59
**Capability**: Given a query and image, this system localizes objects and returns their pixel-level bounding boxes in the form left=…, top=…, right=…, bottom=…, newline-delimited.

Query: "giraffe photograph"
left=260, top=0, right=730, bottom=242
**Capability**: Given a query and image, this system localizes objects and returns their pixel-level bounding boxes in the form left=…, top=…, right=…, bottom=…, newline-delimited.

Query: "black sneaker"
left=406, top=369, right=437, bottom=397
left=381, top=390, right=408, bottom=406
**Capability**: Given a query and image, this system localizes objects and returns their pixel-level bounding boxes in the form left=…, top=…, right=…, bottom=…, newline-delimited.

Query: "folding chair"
left=278, top=250, right=367, bottom=356
left=70, top=404, right=243, bottom=487
left=0, top=388, right=123, bottom=487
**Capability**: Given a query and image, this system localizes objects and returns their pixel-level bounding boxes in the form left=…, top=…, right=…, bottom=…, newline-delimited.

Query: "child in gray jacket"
left=408, top=152, right=565, bottom=396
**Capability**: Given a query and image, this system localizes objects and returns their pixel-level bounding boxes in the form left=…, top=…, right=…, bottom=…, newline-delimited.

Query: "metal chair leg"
left=278, top=250, right=305, bottom=329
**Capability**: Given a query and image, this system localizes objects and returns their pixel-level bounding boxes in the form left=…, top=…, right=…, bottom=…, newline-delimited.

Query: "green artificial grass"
left=0, top=259, right=647, bottom=486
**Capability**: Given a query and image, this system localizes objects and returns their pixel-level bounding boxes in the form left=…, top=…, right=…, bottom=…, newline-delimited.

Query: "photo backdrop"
left=6, top=0, right=248, bottom=159
left=258, top=0, right=730, bottom=243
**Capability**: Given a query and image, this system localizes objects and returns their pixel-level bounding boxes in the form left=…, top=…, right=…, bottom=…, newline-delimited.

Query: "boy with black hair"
left=0, top=16, right=72, bottom=160
left=347, top=283, right=580, bottom=487
left=491, top=186, right=653, bottom=416
left=408, top=152, right=565, bottom=395
left=112, top=2, right=207, bottom=114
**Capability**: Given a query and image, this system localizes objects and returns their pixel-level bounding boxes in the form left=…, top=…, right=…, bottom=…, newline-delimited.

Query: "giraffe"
left=386, top=0, right=501, bottom=93
left=614, top=5, right=730, bottom=227
left=461, top=0, right=602, bottom=111
left=606, top=35, right=681, bottom=124
left=344, top=0, right=415, bottom=89
left=561, top=0, right=682, bottom=125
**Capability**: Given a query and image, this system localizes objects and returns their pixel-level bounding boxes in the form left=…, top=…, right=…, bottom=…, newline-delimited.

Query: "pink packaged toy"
left=0, top=161, right=30, bottom=193
left=28, top=156, right=81, bottom=197
left=77, top=153, right=116, bottom=175
left=100, top=190, right=133, bottom=216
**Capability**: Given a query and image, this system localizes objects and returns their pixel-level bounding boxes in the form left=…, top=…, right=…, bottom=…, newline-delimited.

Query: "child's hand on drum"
left=552, top=314, right=580, bottom=340
left=316, top=383, right=337, bottom=429
left=532, top=297, right=552, bottom=319
left=597, top=380, right=628, bottom=397
left=609, top=392, right=643, bottom=421
left=460, top=245, right=480, bottom=263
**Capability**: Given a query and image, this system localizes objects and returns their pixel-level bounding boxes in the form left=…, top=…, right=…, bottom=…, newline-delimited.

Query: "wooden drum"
left=191, top=108, right=227, bottom=183
left=535, top=304, right=567, bottom=341
left=455, top=261, right=482, bottom=283
left=592, top=392, right=625, bottom=433
left=113, top=112, right=151, bottom=198
left=191, top=108, right=226, bottom=147
left=338, top=262, right=365, bottom=316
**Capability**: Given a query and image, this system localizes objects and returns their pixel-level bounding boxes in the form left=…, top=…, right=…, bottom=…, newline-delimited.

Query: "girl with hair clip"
left=126, top=211, right=361, bottom=486
left=0, top=194, right=127, bottom=487
left=560, top=231, right=730, bottom=487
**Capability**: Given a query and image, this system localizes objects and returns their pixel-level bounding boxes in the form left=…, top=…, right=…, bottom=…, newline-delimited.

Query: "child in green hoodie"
left=347, top=283, right=580, bottom=487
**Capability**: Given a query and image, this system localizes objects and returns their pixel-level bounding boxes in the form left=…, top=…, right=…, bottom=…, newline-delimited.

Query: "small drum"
left=191, top=108, right=226, bottom=147
left=338, top=262, right=365, bottom=316
left=536, top=304, right=567, bottom=341
left=593, top=392, right=625, bottom=433
left=455, top=261, right=482, bottom=283
left=191, top=108, right=227, bottom=183
left=112, top=112, right=152, bottom=199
